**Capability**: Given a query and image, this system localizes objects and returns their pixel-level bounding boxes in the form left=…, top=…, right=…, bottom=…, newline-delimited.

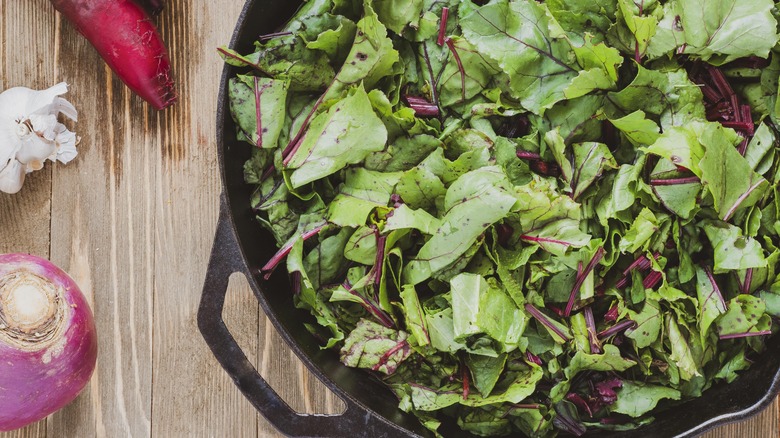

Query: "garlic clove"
left=0, top=159, right=26, bottom=194
left=15, top=135, right=56, bottom=168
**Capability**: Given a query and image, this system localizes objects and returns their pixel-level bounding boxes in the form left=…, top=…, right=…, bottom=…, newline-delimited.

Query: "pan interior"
left=216, top=1, right=780, bottom=437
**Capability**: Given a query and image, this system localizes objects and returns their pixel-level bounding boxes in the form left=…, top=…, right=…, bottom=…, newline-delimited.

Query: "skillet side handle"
left=198, top=197, right=410, bottom=438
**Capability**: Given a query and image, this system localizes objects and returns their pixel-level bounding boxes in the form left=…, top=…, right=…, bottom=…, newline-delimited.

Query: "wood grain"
left=0, top=1, right=777, bottom=438
left=0, top=1, right=56, bottom=437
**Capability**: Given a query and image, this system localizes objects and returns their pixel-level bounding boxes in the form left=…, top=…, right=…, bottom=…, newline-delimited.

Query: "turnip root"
left=0, top=254, right=97, bottom=432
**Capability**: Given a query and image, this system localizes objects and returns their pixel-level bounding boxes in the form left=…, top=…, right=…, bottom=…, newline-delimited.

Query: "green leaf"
left=220, top=37, right=335, bottom=92
left=328, top=168, right=401, bottom=227
left=400, top=284, right=430, bottom=346
left=649, top=0, right=779, bottom=63
left=609, top=65, right=706, bottom=129
left=611, top=381, right=681, bottom=417
left=565, top=35, right=624, bottom=98
left=666, top=315, right=700, bottom=381
left=438, top=36, right=502, bottom=107
left=306, top=15, right=358, bottom=63
left=451, top=273, right=488, bottom=339
left=609, top=110, right=661, bottom=146
left=625, top=298, right=662, bottom=348
left=341, top=319, right=412, bottom=375
left=546, top=0, right=617, bottom=42
left=460, top=0, right=577, bottom=114
left=344, top=226, right=378, bottom=265
left=229, top=75, right=289, bottom=149
left=467, top=353, right=508, bottom=397
left=607, top=0, right=658, bottom=60
left=326, top=3, right=400, bottom=100
left=702, top=221, right=767, bottom=272
left=695, top=266, right=728, bottom=339
left=619, top=208, right=662, bottom=253
left=477, top=282, right=527, bottom=348
left=565, top=344, right=637, bottom=379
left=405, top=167, right=518, bottom=284
left=698, top=125, right=769, bottom=221
left=745, top=123, right=776, bottom=176
left=287, top=86, right=388, bottom=187
left=716, top=295, right=767, bottom=337
left=371, top=0, right=423, bottom=35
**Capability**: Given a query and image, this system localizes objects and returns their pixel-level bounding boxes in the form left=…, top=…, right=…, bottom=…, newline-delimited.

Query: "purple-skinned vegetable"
left=0, top=254, right=97, bottom=432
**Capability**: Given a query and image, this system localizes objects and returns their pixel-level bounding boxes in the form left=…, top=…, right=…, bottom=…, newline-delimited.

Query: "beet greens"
left=224, top=0, right=780, bottom=436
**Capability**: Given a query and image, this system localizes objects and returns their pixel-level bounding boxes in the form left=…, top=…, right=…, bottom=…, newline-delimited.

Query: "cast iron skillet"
left=198, top=1, right=780, bottom=437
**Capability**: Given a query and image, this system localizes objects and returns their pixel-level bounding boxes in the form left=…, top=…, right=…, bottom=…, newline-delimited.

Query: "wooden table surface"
left=0, top=1, right=777, bottom=437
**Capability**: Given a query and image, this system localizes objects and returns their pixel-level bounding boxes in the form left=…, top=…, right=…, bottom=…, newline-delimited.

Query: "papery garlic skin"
left=0, top=83, right=79, bottom=194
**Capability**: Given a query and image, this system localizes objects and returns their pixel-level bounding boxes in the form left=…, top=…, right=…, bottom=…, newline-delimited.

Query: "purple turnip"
left=0, top=254, right=97, bottom=432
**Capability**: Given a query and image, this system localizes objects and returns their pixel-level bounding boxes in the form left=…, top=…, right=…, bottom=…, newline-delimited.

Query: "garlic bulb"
left=0, top=83, right=79, bottom=194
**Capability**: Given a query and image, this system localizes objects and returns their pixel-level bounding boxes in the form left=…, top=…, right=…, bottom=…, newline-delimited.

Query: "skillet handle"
left=198, top=197, right=407, bottom=438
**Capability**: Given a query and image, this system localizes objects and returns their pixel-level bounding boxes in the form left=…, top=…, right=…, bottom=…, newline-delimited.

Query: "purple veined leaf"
left=253, top=77, right=271, bottom=147
left=252, top=179, right=284, bottom=213
left=342, top=281, right=395, bottom=329
left=633, top=0, right=645, bottom=64
left=260, top=164, right=276, bottom=182
left=719, top=330, right=772, bottom=340
left=598, top=320, right=638, bottom=340
left=261, top=223, right=327, bottom=279
left=281, top=84, right=332, bottom=164
left=496, top=223, right=514, bottom=247
left=371, top=339, right=411, bottom=371
left=554, top=401, right=587, bottom=436
left=723, top=178, right=766, bottom=221
left=525, top=304, right=572, bottom=341
left=444, top=37, right=466, bottom=102
left=583, top=307, right=602, bottom=354
left=421, top=42, right=442, bottom=115
left=437, top=7, right=449, bottom=47
left=565, top=248, right=606, bottom=316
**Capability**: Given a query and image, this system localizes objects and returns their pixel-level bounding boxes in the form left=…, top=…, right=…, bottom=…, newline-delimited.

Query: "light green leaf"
left=287, top=86, right=388, bottom=187
left=460, top=0, right=577, bottom=114
left=611, top=381, right=680, bottom=417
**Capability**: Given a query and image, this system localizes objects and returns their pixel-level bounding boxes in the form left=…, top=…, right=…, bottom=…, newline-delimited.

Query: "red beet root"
left=51, top=0, right=176, bottom=110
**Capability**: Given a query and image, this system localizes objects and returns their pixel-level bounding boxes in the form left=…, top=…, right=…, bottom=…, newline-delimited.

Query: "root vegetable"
left=0, top=254, right=97, bottom=432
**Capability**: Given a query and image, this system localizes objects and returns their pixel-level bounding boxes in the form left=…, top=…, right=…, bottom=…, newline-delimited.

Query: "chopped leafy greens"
left=226, top=0, right=780, bottom=436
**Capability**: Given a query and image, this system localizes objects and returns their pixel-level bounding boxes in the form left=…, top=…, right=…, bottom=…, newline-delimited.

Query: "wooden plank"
left=0, top=0, right=55, bottom=258
left=256, top=312, right=345, bottom=438
left=703, top=398, right=780, bottom=438
left=0, top=1, right=57, bottom=437
left=44, top=10, right=155, bottom=438
left=149, top=1, right=260, bottom=436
